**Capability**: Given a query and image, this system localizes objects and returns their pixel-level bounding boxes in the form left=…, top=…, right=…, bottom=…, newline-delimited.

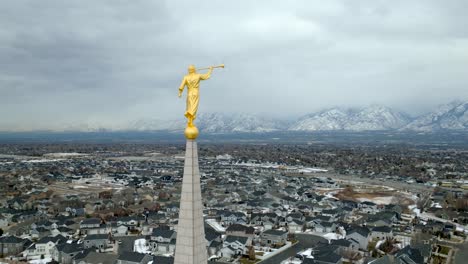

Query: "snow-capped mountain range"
left=124, top=113, right=289, bottom=133
left=17, top=100, right=468, bottom=133
left=124, top=101, right=467, bottom=133
left=401, top=101, right=468, bottom=132
left=290, top=105, right=411, bottom=131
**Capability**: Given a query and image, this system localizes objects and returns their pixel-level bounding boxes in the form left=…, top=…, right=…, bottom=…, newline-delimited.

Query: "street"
left=259, top=234, right=327, bottom=264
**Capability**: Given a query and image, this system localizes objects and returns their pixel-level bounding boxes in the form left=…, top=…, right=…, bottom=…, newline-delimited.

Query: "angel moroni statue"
left=178, top=64, right=224, bottom=139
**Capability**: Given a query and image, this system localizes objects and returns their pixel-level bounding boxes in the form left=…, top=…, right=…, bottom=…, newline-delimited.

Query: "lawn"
left=439, top=245, right=451, bottom=255
left=240, top=258, right=259, bottom=264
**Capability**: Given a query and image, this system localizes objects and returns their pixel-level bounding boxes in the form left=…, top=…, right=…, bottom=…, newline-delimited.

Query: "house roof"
left=37, top=235, right=66, bottom=245
left=286, top=212, right=303, bottom=219
left=395, top=245, right=424, bottom=264
left=0, top=236, right=24, bottom=244
left=225, top=235, right=248, bottom=245
left=205, top=224, right=221, bottom=241
left=412, top=243, right=432, bottom=258
left=372, top=226, right=392, bottom=233
left=347, top=226, right=370, bottom=237
left=322, top=209, right=339, bottom=215
left=367, top=211, right=398, bottom=223
left=153, top=256, right=174, bottom=264
left=320, top=221, right=335, bottom=228
left=209, top=240, right=223, bottom=248
left=217, top=210, right=246, bottom=218
left=369, top=255, right=394, bottom=264
left=152, top=227, right=175, bottom=239
left=226, top=224, right=254, bottom=234
left=314, top=252, right=342, bottom=264
left=330, top=239, right=351, bottom=247
left=262, top=229, right=287, bottom=236
left=56, top=243, right=83, bottom=254
left=116, top=216, right=145, bottom=222
left=80, top=218, right=101, bottom=225
left=56, top=226, right=73, bottom=232
left=74, top=251, right=117, bottom=264
left=117, top=251, right=149, bottom=262
left=302, top=258, right=316, bottom=264
left=35, top=220, right=54, bottom=227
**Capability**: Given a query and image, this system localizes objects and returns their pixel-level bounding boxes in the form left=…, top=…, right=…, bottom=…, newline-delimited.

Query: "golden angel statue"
left=178, top=64, right=224, bottom=137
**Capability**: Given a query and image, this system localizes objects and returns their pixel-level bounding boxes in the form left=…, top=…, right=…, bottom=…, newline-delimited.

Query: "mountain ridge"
left=2, top=100, right=467, bottom=133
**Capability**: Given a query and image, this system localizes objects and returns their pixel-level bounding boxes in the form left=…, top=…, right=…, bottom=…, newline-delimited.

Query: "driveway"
left=259, top=234, right=327, bottom=264
left=454, top=241, right=468, bottom=264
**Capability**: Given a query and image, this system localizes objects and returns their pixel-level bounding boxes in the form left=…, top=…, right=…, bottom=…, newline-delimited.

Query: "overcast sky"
left=1, top=0, right=467, bottom=130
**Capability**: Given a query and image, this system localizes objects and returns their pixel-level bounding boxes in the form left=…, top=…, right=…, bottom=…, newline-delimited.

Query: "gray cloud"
left=0, top=0, right=467, bottom=130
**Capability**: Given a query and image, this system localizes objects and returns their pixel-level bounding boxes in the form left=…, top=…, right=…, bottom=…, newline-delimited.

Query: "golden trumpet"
left=197, top=64, right=225, bottom=71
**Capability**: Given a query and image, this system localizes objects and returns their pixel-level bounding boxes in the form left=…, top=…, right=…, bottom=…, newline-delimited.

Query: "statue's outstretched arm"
left=200, top=67, right=213, bottom=80
left=178, top=77, right=186, bottom=97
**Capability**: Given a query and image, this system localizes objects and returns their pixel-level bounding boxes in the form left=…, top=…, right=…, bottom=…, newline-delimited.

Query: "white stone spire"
left=174, top=139, right=207, bottom=264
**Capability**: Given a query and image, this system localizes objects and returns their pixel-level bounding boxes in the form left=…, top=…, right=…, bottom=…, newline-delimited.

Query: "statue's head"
left=188, top=65, right=196, bottom=74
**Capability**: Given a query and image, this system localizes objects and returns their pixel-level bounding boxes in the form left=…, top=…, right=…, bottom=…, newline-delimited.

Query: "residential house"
left=0, top=216, right=9, bottom=228
left=371, top=226, right=393, bottom=240
left=208, top=240, right=223, bottom=256
left=330, top=238, right=359, bottom=252
left=51, top=226, right=75, bottom=238
left=225, top=224, right=255, bottom=238
left=165, top=204, right=179, bottom=217
left=345, top=226, right=370, bottom=250
left=288, top=219, right=305, bottom=233
left=217, top=211, right=247, bottom=226
left=65, top=207, right=85, bottom=217
left=250, top=213, right=277, bottom=230
left=80, top=218, right=101, bottom=229
left=322, top=209, right=341, bottom=221
left=0, top=236, right=30, bottom=257
left=114, top=216, right=145, bottom=231
left=314, top=253, right=343, bottom=264
left=394, top=245, right=425, bottom=264
left=221, top=235, right=251, bottom=258
left=366, top=212, right=399, bottom=227
left=150, top=227, right=176, bottom=254
left=53, top=243, right=83, bottom=264
left=83, top=234, right=112, bottom=250
left=359, top=201, right=379, bottom=214
left=260, top=229, right=288, bottom=247
left=73, top=250, right=118, bottom=264
left=219, top=246, right=237, bottom=260
left=313, top=243, right=343, bottom=264
left=80, top=218, right=107, bottom=235
left=314, top=221, right=336, bottom=233
left=26, top=235, right=67, bottom=260
left=109, top=224, right=129, bottom=236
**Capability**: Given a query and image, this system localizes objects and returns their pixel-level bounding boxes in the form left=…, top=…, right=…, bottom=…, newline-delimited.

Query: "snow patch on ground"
left=323, top=232, right=344, bottom=241
left=357, top=196, right=393, bottom=205
left=134, top=238, right=151, bottom=254
left=29, top=258, right=52, bottom=264
left=206, top=219, right=226, bottom=232
left=21, top=159, right=65, bottom=163
left=408, top=205, right=420, bottom=217
left=298, top=167, right=328, bottom=173
left=375, top=239, right=386, bottom=250
left=325, top=191, right=339, bottom=200
left=44, top=152, right=88, bottom=157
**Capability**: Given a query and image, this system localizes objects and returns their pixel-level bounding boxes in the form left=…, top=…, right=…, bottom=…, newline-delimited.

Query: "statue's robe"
left=179, top=72, right=211, bottom=120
